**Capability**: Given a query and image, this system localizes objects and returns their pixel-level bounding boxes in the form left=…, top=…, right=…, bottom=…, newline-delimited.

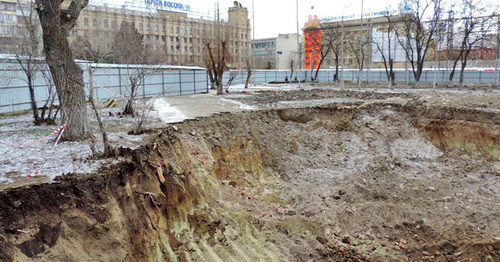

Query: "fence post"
left=118, top=67, right=122, bottom=96
left=193, top=70, right=196, bottom=94
left=162, top=70, right=165, bottom=96
left=179, top=70, right=182, bottom=95
left=142, top=76, right=146, bottom=99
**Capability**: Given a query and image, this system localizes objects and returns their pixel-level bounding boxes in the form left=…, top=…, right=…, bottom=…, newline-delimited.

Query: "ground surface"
left=0, top=83, right=499, bottom=261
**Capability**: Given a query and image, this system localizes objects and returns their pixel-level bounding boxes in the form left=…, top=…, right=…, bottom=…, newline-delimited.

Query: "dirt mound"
left=0, top=101, right=498, bottom=261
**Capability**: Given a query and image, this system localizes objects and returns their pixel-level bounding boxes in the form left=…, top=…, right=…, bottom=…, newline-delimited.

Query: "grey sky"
left=92, top=0, right=498, bottom=39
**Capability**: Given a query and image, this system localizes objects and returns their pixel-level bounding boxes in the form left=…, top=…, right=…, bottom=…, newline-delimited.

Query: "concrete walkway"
left=154, top=93, right=257, bottom=123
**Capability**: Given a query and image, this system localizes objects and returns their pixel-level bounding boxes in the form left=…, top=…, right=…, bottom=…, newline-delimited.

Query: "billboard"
left=304, top=15, right=321, bottom=70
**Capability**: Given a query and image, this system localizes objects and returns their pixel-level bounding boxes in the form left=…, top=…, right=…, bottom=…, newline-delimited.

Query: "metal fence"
left=0, top=62, right=209, bottom=113
left=222, top=68, right=500, bottom=86
left=2, top=61, right=499, bottom=113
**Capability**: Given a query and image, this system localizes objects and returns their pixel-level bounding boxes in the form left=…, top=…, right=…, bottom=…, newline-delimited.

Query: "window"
left=176, top=26, right=179, bottom=33
left=183, top=38, right=186, bottom=43
left=146, top=23, right=150, bottom=30
left=111, top=20, right=116, bottom=28
left=184, top=46, right=187, bottom=52
left=170, top=46, right=174, bottom=51
left=139, top=23, right=143, bottom=30
left=162, top=25, right=165, bottom=32
left=103, top=19, right=108, bottom=28
left=170, top=36, right=173, bottom=42
left=92, top=18, right=97, bottom=27
left=72, top=29, right=77, bottom=36
left=84, top=17, right=88, bottom=25
left=170, top=26, right=173, bottom=33
left=189, top=38, right=192, bottom=44
left=189, top=28, right=192, bottom=35
left=241, top=33, right=243, bottom=39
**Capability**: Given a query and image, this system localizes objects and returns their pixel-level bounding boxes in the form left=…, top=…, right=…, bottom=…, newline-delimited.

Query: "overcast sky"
left=92, top=0, right=498, bottom=39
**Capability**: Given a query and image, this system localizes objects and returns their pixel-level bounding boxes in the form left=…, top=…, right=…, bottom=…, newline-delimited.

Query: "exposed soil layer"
left=0, top=89, right=499, bottom=261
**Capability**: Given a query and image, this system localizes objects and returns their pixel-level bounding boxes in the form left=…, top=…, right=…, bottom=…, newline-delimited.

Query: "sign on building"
left=144, top=0, right=192, bottom=12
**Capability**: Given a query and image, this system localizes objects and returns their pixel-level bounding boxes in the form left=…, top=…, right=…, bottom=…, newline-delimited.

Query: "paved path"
left=155, top=93, right=257, bottom=123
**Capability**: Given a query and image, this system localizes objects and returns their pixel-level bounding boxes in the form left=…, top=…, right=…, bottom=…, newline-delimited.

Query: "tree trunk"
left=459, top=60, right=467, bottom=87
left=27, top=74, right=41, bottom=125
left=245, top=67, right=251, bottom=89
left=459, top=49, right=472, bottom=87
left=448, top=55, right=461, bottom=82
left=335, top=53, right=339, bottom=84
left=389, top=59, right=395, bottom=89
left=36, top=0, right=91, bottom=141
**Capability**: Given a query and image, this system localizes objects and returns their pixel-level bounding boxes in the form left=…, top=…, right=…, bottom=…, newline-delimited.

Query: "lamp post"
left=252, top=0, right=256, bottom=86
left=341, top=5, right=350, bottom=89
left=358, top=0, right=364, bottom=89
left=296, top=0, right=301, bottom=82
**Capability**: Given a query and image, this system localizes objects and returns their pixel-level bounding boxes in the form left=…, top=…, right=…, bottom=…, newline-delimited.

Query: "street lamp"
left=358, top=0, right=364, bottom=89
left=296, top=0, right=301, bottom=83
left=252, top=0, right=256, bottom=86
left=341, top=5, right=350, bottom=89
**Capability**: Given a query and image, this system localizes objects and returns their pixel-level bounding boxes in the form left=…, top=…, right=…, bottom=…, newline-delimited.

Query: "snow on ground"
left=220, top=98, right=258, bottom=110
left=0, top=100, right=166, bottom=188
left=153, top=98, right=188, bottom=123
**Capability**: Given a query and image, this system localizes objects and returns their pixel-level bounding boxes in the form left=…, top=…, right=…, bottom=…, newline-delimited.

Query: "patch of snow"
left=154, top=98, right=188, bottom=123
left=220, top=98, right=258, bottom=110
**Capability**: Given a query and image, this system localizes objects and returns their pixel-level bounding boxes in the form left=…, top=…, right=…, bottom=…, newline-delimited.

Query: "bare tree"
left=374, top=11, right=399, bottom=88
left=348, top=37, right=370, bottom=84
left=9, top=0, right=43, bottom=125
left=71, top=36, right=99, bottom=62
left=289, top=59, right=295, bottom=80
left=448, top=0, right=496, bottom=86
left=312, top=39, right=332, bottom=82
left=34, top=0, right=91, bottom=141
left=396, top=0, right=443, bottom=83
left=111, top=22, right=155, bottom=116
left=244, top=60, right=252, bottom=88
left=205, top=41, right=230, bottom=95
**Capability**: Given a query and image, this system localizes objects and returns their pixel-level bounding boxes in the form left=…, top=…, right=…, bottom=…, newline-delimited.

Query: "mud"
left=0, top=88, right=499, bottom=261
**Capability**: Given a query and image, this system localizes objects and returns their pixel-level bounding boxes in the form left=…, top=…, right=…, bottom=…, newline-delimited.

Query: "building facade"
left=0, top=0, right=19, bottom=48
left=0, top=1, right=252, bottom=68
left=251, top=33, right=301, bottom=69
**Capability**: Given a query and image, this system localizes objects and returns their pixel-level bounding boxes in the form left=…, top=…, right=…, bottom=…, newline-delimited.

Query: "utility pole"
left=358, top=0, right=363, bottom=89
left=252, top=0, right=256, bottom=85
left=217, top=0, right=220, bottom=66
left=496, top=15, right=500, bottom=89
left=341, top=5, right=349, bottom=89
left=404, top=37, right=409, bottom=85
left=296, top=0, right=301, bottom=82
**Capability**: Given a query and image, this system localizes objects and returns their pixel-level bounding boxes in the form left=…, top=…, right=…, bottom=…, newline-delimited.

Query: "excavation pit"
left=0, top=89, right=499, bottom=261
